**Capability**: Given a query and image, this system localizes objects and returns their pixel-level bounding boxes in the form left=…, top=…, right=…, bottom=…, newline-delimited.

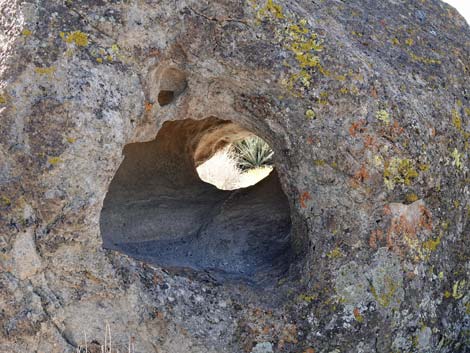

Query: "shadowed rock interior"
left=100, top=117, right=292, bottom=284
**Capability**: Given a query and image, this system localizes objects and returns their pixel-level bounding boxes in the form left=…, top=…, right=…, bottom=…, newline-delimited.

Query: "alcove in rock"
left=100, top=117, right=293, bottom=284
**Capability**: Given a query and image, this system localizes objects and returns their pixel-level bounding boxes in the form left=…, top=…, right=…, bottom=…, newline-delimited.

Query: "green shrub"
left=232, top=136, right=274, bottom=170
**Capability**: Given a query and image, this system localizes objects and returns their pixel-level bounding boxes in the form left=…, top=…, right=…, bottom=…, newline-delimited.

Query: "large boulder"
left=0, top=0, right=469, bottom=352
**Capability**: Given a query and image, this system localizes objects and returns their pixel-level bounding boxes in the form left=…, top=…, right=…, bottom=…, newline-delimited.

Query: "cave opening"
left=196, top=134, right=274, bottom=191
left=100, top=117, right=293, bottom=284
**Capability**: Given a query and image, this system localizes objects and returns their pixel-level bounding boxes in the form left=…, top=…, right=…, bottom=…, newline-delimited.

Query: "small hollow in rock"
left=156, top=67, right=187, bottom=106
left=100, top=117, right=292, bottom=284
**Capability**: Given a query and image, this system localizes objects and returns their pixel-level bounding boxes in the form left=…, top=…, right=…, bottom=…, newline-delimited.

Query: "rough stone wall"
left=0, top=0, right=469, bottom=352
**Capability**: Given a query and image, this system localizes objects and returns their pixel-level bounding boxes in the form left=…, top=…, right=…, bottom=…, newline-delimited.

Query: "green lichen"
left=371, top=276, right=398, bottom=308
left=383, top=157, right=419, bottom=190
left=305, top=109, right=315, bottom=119
left=298, top=293, right=318, bottom=303
left=451, top=148, right=463, bottom=170
left=452, top=280, right=466, bottom=299
left=452, top=109, right=462, bottom=130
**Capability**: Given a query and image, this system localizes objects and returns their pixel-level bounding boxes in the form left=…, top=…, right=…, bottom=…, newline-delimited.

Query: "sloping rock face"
left=0, top=0, right=469, bottom=352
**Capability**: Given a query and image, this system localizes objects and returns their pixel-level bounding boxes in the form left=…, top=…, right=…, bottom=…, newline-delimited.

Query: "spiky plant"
left=232, top=136, right=274, bottom=170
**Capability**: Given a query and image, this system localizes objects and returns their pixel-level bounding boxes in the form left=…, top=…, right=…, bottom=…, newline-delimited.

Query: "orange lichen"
left=363, top=134, right=377, bottom=148
left=354, top=164, right=370, bottom=183
left=385, top=201, right=433, bottom=260
left=300, top=191, right=312, bottom=208
left=353, top=307, right=364, bottom=323
left=349, top=119, right=367, bottom=137
left=369, top=229, right=384, bottom=250
left=145, top=102, right=153, bottom=112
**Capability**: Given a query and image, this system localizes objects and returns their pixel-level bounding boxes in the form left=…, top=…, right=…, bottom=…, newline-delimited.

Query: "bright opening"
left=196, top=136, right=274, bottom=191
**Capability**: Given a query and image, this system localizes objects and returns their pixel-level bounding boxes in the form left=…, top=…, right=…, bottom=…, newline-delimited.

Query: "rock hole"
left=196, top=135, right=274, bottom=191
left=100, top=117, right=293, bottom=285
left=157, top=90, right=175, bottom=106
left=157, top=67, right=187, bottom=106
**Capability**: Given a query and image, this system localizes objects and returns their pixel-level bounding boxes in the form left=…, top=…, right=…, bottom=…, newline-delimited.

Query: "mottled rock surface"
left=0, top=0, right=469, bottom=352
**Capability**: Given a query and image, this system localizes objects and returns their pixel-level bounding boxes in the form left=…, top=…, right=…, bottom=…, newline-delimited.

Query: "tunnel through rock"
left=100, top=117, right=292, bottom=284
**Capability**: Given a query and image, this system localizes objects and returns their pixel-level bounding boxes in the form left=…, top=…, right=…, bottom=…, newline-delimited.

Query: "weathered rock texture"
left=0, top=0, right=469, bottom=352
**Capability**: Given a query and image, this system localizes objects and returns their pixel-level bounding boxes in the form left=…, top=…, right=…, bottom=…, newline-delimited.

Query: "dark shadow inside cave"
left=99, top=117, right=292, bottom=284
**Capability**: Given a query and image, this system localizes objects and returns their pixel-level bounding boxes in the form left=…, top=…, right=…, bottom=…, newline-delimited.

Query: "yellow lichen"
left=257, top=0, right=284, bottom=19
left=48, top=156, right=62, bottom=165
left=63, top=31, right=89, bottom=47
left=408, top=51, right=441, bottom=65
left=254, top=1, right=324, bottom=92
left=298, top=293, right=317, bottom=303
left=34, top=66, right=56, bottom=75
left=451, top=148, right=463, bottom=170
left=327, top=247, right=343, bottom=259
left=452, top=280, right=466, bottom=299
left=21, top=28, right=32, bottom=36
left=96, top=57, right=103, bottom=63
left=370, top=276, right=398, bottom=308
left=422, top=234, right=441, bottom=252
left=305, top=109, right=315, bottom=119
left=405, top=193, right=419, bottom=203
left=383, top=157, right=419, bottom=190
left=418, top=163, right=430, bottom=172
left=66, top=137, right=76, bottom=143
left=0, top=196, right=11, bottom=207
left=405, top=38, right=414, bottom=46
left=0, top=94, right=6, bottom=104
left=318, top=92, right=329, bottom=105
left=376, top=110, right=390, bottom=125
left=452, top=109, right=462, bottom=131
left=373, top=155, right=384, bottom=168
